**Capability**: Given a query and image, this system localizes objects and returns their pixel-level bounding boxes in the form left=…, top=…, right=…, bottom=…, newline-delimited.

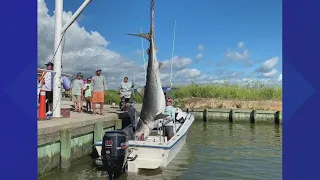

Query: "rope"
left=51, top=32, right=67, bottom=113
left=141, top=28, right=147, bottom=83
left=169, top=20, right=176, bottom=88
left=50, top=33, right=66, bottom=64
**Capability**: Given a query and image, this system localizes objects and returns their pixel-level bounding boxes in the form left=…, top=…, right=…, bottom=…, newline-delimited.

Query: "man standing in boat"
left=163, top=96, right=176, bottom=141
left=91, top=69, right=107, bottom=115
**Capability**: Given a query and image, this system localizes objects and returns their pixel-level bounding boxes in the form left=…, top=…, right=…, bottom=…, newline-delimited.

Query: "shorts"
left=46, top=91, right=53, bottom=103
left=164, top=126, right=174, bottom=139
left=92, top=92, right=104, bottom=103
left=85, top=96, right=92, bottom=102
left=72, top=95, right=81, bottom=102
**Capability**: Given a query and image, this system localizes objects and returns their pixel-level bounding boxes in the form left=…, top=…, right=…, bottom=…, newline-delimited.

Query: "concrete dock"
left=38, top=100, right=139, bottom=177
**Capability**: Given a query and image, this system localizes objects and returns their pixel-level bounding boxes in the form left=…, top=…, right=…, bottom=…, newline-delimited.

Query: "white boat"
left=91, top=108, right=194, bottom=173
left=90, top=0, right=194, bottom=175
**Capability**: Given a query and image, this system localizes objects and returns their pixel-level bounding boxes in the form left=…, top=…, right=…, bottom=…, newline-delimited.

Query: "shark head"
left=134, top=120, right=152, bottom=141
left=134, top=113, right=169, bottom=141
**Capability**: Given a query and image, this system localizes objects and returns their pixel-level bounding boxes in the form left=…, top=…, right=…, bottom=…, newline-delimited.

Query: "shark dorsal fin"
left=158, top=62, right=163, bottom=69
left=127, top=33, right=151, bottom=41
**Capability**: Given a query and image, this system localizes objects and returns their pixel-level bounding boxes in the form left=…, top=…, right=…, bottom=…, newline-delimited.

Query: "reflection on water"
left=44, top=121, right=282, bottom=180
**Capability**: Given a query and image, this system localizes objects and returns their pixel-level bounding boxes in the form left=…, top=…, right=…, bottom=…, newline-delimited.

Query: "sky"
left=38, top=0, right=282, bottom=89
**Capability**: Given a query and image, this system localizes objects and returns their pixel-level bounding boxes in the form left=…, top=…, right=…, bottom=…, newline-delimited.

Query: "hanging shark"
left=127, top=0, right=168, bottom=140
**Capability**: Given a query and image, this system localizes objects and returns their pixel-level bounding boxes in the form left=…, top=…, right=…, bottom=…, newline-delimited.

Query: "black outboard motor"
left=101, top=130, right=128, bottom=180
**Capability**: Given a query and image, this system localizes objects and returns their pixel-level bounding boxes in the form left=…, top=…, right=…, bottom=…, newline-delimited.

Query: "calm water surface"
left=44, top=121, right=282, bottom=180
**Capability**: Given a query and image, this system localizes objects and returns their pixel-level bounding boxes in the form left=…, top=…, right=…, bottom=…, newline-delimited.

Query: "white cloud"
left=198, top=44, right=205, bottom=51
left=38, top=0, right=146, bottom=89
left=161, top=56, right=192, bottom=70
left=254, top=57, right=281, bottom=78
left=38, top=0, right=204, bottom=88
left=263, top=69, right=278, bottom=78
left=226, top=49, right=249, bottom=60
left=237, top=41, right=244, bottom=48
left=176, top=68, right=201, bottom=79
left=218, top=42, right=254, bottom=68
left=277, top=74, right=282, bottom=82
left=38, top=0, right=281, bottom=88
left=255, top=57, right=279, bottom=73
left=195, top=53, right=203, bottom=61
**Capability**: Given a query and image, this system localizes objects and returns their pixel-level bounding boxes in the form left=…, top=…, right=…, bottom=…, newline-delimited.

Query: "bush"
left=171, top=83, right=282, bottom=101
left=104, top=81, right=282, bottom=104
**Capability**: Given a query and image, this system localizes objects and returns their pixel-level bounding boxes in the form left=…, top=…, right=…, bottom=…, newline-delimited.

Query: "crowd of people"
left=38, top=61, right=177, bottom=138
left=38, top=61, right=135, bottom=116
left=70, top=69, right=107, bottom=115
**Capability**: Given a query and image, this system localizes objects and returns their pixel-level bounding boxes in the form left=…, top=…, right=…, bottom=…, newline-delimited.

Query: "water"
left=44, top=121, right=282, bottom=180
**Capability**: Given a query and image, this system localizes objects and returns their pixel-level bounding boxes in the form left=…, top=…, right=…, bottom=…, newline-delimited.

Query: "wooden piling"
left=229, top=109, right=235, bottom=123
left=203, top=109, right=208, bottom=122
left=251, top=110, right=257, bottom=123
left=94, top=121, right=103, bottom=143
left=60, top=129, right=71, bottom=169
left=275, top=111, right=281, bottom=124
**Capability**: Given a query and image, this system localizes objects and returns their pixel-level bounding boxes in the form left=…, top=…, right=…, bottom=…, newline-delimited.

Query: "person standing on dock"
left=84, top=78, right=92, bottom=112
left=79, top=74, right=85, bottom=112
left=42, top=62, right=54, bottom=113
left=91, top=69, right=107, bottom=115
left=70, top=72, right=84, bottom=113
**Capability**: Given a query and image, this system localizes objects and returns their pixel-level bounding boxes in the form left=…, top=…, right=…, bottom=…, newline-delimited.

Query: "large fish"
left=127, top=0, right=168, bottom=140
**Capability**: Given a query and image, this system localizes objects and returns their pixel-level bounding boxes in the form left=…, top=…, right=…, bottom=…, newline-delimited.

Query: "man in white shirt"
left=43, top=62, right=54, bottom=112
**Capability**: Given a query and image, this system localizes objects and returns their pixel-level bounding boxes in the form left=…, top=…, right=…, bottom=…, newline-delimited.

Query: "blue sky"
left=39, top=0, right=282, bottom=87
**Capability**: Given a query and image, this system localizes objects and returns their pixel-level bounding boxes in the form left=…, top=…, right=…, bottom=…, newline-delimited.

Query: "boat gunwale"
left=94, top=114, right=194, bottom=150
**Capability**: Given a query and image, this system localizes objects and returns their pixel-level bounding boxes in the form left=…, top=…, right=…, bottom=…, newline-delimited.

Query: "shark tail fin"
left=127, top=33, right=151, bottom=41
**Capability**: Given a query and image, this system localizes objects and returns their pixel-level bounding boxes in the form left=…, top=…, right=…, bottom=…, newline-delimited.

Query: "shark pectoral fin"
left=154, top=113, right=169, bottom=120
left=127, top=33, right=151, bottom=41
left=158, top=62, right=163, bottom=69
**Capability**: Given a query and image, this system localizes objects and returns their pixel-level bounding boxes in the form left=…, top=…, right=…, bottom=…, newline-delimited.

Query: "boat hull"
left=92, top=112, right=194, bottom=173
left=127, top=132, right=188, bottom=172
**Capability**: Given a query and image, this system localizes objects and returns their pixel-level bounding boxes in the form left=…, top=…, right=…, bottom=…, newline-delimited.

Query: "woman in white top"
left=118, top=77, right=133, bottom=108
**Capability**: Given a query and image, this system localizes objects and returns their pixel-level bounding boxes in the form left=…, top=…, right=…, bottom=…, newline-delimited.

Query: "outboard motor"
left=101, top=130, right=128, bottom=180
left=175, top=108, right=186, bottom=123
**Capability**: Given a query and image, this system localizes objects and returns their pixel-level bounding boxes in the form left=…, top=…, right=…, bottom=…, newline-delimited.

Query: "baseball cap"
left=77, top=72, right=83, bottom=77
left=45, top=62, right=54, bottom=67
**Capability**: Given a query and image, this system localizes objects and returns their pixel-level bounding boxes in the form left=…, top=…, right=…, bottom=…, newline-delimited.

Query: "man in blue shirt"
left=163, top=96, right=176, bottom=141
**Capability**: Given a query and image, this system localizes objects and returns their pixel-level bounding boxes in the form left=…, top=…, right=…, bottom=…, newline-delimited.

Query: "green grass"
left=103, top=81, right=282, bottom=104
left=171, top=82, right=282, bottom=101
